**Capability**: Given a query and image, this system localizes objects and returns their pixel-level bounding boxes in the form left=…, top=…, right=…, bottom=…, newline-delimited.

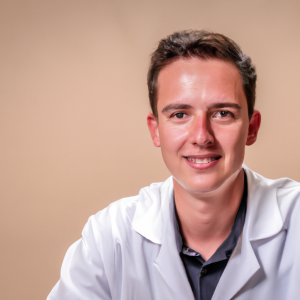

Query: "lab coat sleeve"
left=47, top=214, right=112, bottom=300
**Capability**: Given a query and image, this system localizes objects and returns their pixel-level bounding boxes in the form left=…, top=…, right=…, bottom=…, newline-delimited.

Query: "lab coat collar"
left=243, top=164, right=284, bottom=241
left=132, top=177, right=174, bottom=245
left=132, top=177, right=194, bottom=299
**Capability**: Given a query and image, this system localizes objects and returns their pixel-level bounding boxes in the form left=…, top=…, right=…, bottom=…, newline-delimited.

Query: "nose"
left=189, top=113, right=214, bottom=147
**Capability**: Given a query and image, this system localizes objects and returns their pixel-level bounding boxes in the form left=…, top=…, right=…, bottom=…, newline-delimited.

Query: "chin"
left=174, top=175, right=224, bottom=194
left=174, top=167, right=242, bottom=194
left=188, top=182, right=222, bottom=194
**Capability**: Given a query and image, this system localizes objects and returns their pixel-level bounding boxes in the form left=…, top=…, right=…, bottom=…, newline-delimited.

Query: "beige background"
left=1, top=0, right=300, bottom=299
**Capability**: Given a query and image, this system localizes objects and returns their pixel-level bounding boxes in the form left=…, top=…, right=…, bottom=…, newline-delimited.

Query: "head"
left=148, top=30, right=256, bottom=121
left=147, top=30, right=261, bottom=193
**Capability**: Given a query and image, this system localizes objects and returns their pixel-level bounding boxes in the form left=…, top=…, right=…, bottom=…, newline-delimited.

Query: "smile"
left=185, top=156, right=221, bottom=164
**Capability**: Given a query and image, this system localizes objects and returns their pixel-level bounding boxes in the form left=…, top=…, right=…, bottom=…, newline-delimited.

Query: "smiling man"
left=48, top=31, right=300, bottom=300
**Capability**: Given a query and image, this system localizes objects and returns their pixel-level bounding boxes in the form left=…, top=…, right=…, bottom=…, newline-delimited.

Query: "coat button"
left=201, top=268, right=207, bottom=276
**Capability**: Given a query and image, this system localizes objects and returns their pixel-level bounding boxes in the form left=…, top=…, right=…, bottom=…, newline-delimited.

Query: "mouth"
left=184, top=155, right=221, bottom=166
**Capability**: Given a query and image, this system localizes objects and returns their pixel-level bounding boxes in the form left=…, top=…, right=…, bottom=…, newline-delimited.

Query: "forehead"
left=157, top=57, right=246, bottom=110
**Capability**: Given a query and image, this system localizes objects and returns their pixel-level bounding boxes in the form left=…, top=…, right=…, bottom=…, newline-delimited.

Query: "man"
left=48, top=30, right=300, bottom=300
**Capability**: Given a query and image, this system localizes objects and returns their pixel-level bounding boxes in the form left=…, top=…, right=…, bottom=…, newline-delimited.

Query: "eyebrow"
left=161, top=104, right=193, bottom=113
left=161, top=102, right=241, bottom=113
left=210, top=103, right=242, bottom=110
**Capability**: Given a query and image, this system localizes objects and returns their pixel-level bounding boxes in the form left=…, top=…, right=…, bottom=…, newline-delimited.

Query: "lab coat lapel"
left=153, top=181, right=194, bottom=299
left=132, top=177, right=194, bottom=299
left=211, top=229, right=260, bottom=300
left=212, top=167, right=284, bottom=300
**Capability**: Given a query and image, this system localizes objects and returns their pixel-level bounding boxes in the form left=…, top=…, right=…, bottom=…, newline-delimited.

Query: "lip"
left=183, top=154, right=222, bottom=170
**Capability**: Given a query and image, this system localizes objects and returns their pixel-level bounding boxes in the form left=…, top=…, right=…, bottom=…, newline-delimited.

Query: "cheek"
left=159, top=123, right=190, bottom=153
left=215, top=123, right=248, bottom=156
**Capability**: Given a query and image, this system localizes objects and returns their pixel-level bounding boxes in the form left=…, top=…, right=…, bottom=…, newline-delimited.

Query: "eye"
left=213, top=110, right=234, bottom=118
left=173, top=112, right=186, bottom=119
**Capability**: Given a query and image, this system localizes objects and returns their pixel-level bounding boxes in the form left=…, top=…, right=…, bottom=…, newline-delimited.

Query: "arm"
left=47, top=216, right=112, bottom=300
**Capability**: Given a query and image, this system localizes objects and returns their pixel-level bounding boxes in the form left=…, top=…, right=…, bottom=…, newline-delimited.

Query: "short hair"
left=147, top=30, right=257, bottom=120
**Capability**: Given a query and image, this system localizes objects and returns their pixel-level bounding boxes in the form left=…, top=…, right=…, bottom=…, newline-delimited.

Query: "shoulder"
left=245, top=164, right=300, bottom=196
left=93, top=178, right=169, bottom=222
left=245, top=165, right=300, bottom=228
left=275, top=177, right=300, bottom=228
left=84, top=178, right=172, bottom=243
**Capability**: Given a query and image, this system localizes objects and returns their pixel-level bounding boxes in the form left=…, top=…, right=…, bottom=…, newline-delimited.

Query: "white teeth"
left=187, top=157, right=218, bottom=164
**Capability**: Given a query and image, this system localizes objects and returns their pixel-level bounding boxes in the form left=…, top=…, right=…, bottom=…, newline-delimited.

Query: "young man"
left=48, top=31, right=300, bottom=300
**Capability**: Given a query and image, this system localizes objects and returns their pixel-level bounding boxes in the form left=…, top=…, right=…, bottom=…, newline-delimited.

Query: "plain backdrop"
left=1, top=0, right=300, bottom=299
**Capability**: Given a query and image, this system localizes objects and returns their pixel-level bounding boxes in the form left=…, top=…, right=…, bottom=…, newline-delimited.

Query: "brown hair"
left=147, top=30, right=257, bottom=120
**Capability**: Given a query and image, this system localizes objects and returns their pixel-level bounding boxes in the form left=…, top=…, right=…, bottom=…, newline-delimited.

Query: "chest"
left=107, top=229, right=298, bottom=300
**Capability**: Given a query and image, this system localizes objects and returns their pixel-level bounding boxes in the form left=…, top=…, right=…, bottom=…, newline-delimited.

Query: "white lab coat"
left=48, top=166, right=300, bottom=300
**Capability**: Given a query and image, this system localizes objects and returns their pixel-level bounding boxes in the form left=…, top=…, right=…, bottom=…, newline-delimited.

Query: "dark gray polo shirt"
left=179, top=172, right=248, bottom=300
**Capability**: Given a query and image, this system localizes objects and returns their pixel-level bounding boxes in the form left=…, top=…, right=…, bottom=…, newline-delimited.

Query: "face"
left=147, top=57, right=260, bottom=193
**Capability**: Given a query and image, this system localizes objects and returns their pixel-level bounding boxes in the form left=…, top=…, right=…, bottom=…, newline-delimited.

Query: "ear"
left=246, top=110, right=261, bottom=146
left=147, top=113, right=160, bottom=147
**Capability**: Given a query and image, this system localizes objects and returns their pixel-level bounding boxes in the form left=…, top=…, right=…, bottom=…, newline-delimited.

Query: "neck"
left=174, top=168, right=244, bottom=260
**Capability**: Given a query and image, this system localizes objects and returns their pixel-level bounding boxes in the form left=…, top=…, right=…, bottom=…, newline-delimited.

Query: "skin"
left=147, top=57, right=261, bottom=260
